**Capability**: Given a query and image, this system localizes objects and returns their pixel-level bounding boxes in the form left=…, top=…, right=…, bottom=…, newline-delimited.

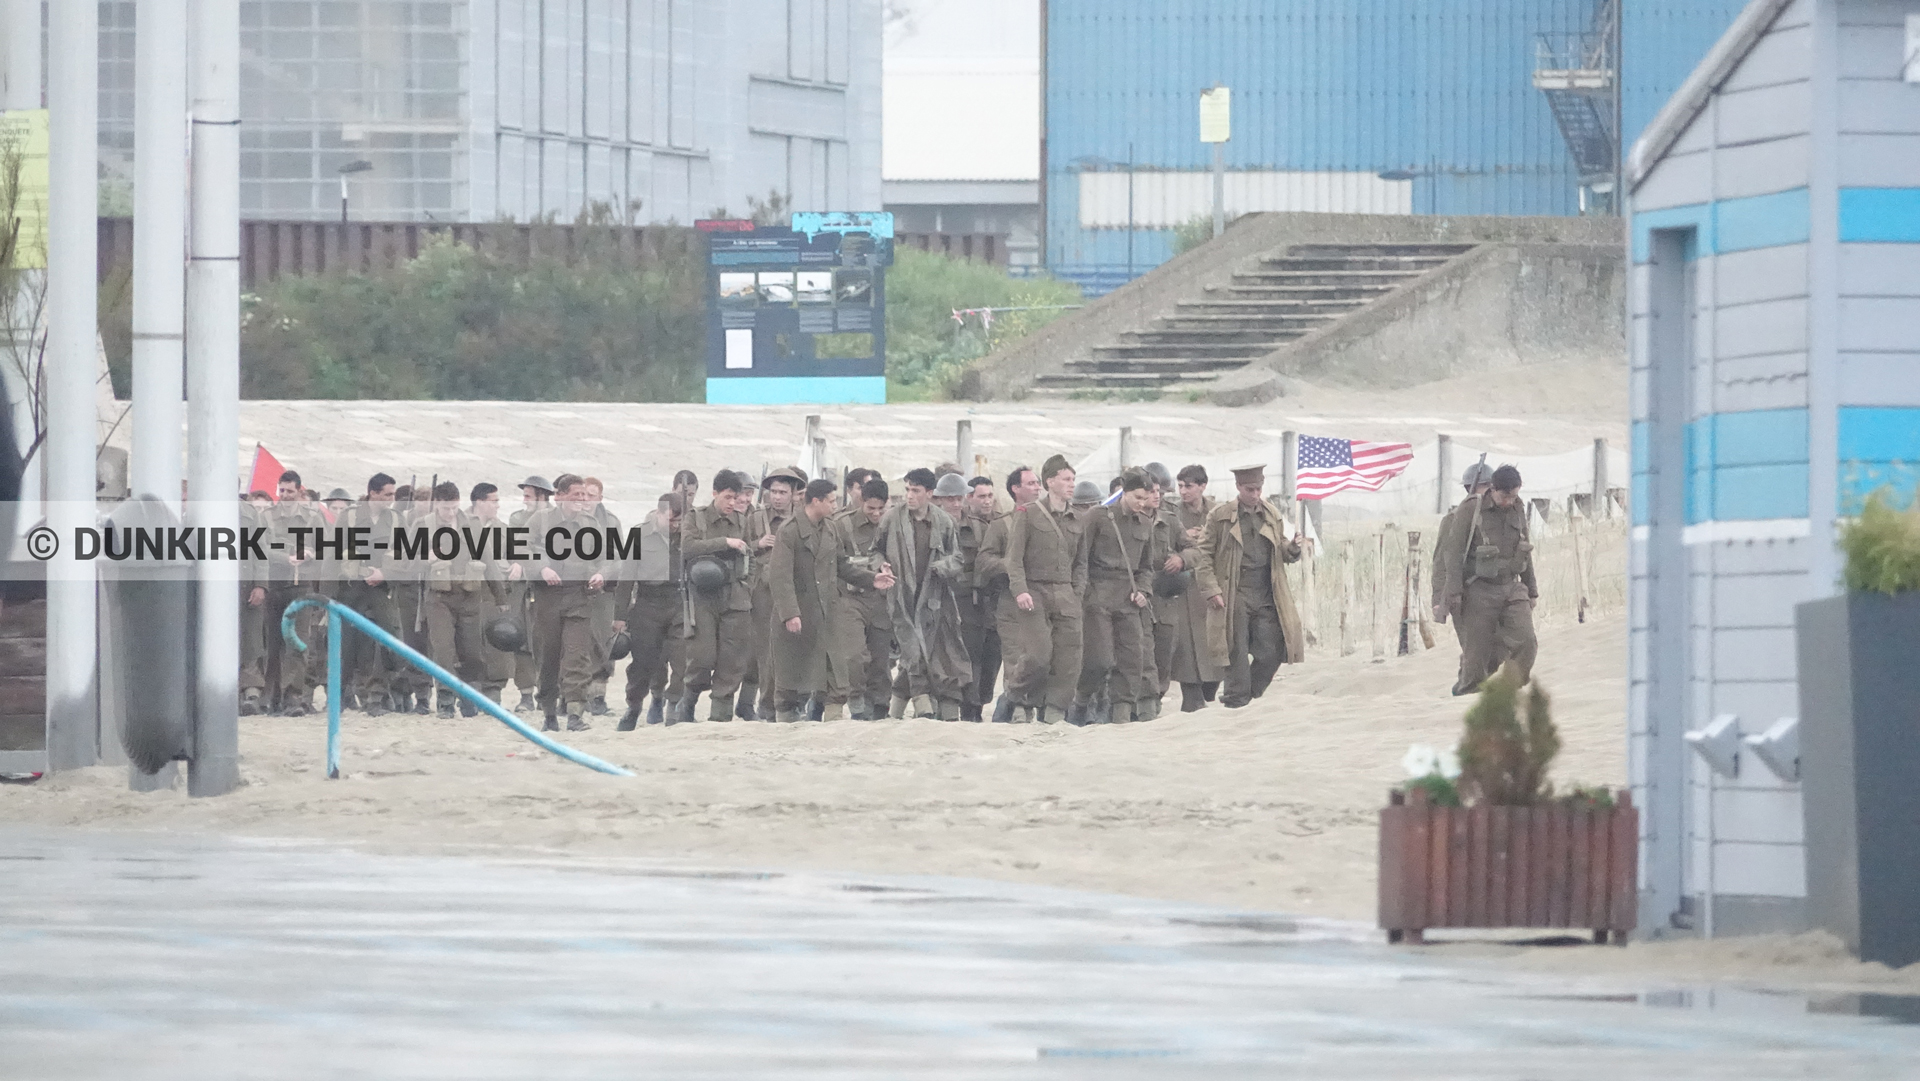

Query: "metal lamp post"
left=338, top=159, right=373, bottom=223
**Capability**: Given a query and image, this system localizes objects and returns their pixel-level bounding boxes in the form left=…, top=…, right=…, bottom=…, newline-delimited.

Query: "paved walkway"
left=4, top=829, right=1916, bottom=1079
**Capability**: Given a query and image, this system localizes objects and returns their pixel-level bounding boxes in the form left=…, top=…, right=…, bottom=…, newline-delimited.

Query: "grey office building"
left=96, top=0, right=883, bottom=223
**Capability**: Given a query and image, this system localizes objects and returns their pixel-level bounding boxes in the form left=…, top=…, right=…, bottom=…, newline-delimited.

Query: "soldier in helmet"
left=1432, top=458, right=1498, bottom=695
left=468, top=482, right=515, bottom=705
left=770, top=479, right=897, bottom=721
left=836, top=477, right=894, bottom=719
left=674, top=469, right=753, bottom=725
left=618, top=492, right=687, bottom=730
left=1435, top=463, right=1538, bottom=693
left=502, top=475, right=554, bottom=712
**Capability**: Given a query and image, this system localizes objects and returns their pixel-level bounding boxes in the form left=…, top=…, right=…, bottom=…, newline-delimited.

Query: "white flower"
left=1401, top=744, right=1461, bottom=780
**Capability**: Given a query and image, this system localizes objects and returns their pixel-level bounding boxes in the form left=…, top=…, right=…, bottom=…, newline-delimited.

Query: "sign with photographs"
left=698, top=212, right=894, bottom=404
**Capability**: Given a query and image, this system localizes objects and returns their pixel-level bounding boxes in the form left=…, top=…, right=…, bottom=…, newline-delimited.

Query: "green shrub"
left=1405, top=773, right=1463, bottom=808
left=1839, top=489, right=1920, bottom=595
left=1456, top=668, right=1560, bottom=806
left=884, top=249, right=1080, bottom=399
left=240, top=215, right=704, bottom=402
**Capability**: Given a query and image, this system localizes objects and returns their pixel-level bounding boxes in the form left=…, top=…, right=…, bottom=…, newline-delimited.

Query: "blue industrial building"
left=1043, top=0, right=1747, bottom=289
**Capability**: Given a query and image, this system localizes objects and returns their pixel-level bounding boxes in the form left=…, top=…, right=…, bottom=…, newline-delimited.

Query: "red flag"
left=247, top=444, right=288, bottom=500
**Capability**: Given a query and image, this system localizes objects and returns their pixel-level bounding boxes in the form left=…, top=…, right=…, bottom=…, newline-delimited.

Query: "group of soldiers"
left=236, top=450, right=1355, bottom=731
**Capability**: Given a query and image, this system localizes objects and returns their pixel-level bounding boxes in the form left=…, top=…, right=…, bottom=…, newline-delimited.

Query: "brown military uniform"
left=261, top=498, right=329, bottom=712
left=955, top=506, right=1003, bottom=720
left=1077, top=501, right=1194, bottom=722
left=1003, top=497, right=1088, bottom=717
left=237, top=500, right=269, bottom=712
left=531, top=505, right=612, bottom=722
left=620, top=510, right=686, bottom=726
left=680, top=501, right=753, bottom=721
left=743, top=500, right=795, bottom=720
left=875, top=502, right=970, bottom=718
left=835, top=509, right=893, bottom=718
left=1436, top=491, right=1538, bottom=692
left=336, top=500, right=404, bottom=710
left=503, top=504, right=544, bottom=709
left=421, top=509, right=497, bottom=713
left=769, top=511, right=878, bottom=716
left=585, top=504, right=622, bottom=711
left=1169, top=496, right=1223, bottom=707
left=1203, top=497, right=1306, bottom=708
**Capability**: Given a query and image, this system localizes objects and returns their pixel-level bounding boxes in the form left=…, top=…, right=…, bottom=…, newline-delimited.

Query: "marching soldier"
left=742, top=467, right=803, bottom=720
left=837, top=478, right=894, bottom=720
left=337, top=473, right=402, bottom=715
left=1169, top=464, right=1223, bottom=711
left=874, top=469, right=971, bottom=720
left=1435, top=463, right=1539, bottom=693
left=421, top=480, right=490, bottom=717
left=977, top=465, right=1041, bottom=722
left=581, top=477, right=622, bottom=716
left=531, top=473, right=611, bottom=731
left=238, top=492, right=271, bottom=716
left=467, top=482, right=516, bottom=706
left=503, top=476, right=553, bottom=712
left=948, top=476, right=1002, bottom=721
left=390, top=482, right=435, bottom=714
left=262, top=470, right=328, bottom=716
left=1202, top=465, right=1307, bottom=708
left=1002, top=455, right=1088, bottom=724
left=674, top=469, right=753, bottom=725
left=1432, top=460, right=1498, bottom=695
left=1074, top=468, right=1194, bottom=724
left=618, top=492, right=688, bottom=730
left=770, top=479, right=896, bottom=721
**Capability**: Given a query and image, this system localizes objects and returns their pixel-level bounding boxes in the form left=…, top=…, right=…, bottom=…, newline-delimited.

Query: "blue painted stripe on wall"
left=1716, top=188, right=1810, bottom=255
left=1632, top=188, right=1810, bottom=262
left=1839, top=189, right=1920, bottom=244
left=1715, top=463, right=1810, bottom=521
left=1632, top=473, right=1650, bottom=526
left=1682, top=409, right=1811, bottom=523
left=1631, top=420, right=1650, bottom=476
left=705, top=376, right=888, bottom=405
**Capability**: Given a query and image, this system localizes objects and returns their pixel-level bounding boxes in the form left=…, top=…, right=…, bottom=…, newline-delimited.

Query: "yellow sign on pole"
left=1199, top=86, right=1231, bottom=144
left=0, top=109, right=50, bottom=269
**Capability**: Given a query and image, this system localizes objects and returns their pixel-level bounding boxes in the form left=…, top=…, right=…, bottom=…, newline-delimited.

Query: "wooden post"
left=973, top=452, right=989, bottom=483
left=1571, top=504, right=1593, bottom=624
left=1593, top=437, right=1609, bottom=519
left=1300, top=512, right=1319, bottom=647
left=1400, top=530, right=1430, bottom=654
left=1413, top=533, right=1436, bottom=649
left=1436, top=433, right=1453, bottom=514
left=1118, top=426, right=1133, bottom=470
left=1281, top=430, right=1298, bottom=505
left=1340, top=539, right=1356, bottom=656
left=803, top=414, right=822, bottom=479
left=1371, top=531, right=1388, bottom=662
left=957, top=419, right=973, bottom=471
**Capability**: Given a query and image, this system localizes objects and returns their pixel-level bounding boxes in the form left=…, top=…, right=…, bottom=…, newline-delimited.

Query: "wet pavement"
left=3, top=829, right=1918, bottom=1079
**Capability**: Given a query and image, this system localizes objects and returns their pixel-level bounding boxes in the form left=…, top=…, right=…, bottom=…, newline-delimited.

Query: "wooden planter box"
left=1378, top=787, right=1638, bottom=944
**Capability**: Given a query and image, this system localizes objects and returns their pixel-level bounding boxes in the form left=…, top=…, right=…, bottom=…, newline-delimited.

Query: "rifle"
left=415, top=472, right=435, bottom=633
left=678, top=508, right=696, bottom=639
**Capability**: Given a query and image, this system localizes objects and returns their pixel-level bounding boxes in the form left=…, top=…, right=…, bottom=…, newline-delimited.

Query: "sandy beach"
left=3, top=613, right=1625, bottom=923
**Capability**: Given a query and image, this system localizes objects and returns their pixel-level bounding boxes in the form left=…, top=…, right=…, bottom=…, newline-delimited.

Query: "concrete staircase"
left=1033, top=242, right=1477, bottom=393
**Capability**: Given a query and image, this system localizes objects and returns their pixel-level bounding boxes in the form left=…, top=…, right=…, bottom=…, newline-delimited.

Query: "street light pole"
left=338, top=159, right=373, bottom=224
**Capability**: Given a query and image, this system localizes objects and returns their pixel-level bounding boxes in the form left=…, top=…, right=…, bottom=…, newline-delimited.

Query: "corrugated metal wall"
left=1045, top=0, right=1744, bottom=285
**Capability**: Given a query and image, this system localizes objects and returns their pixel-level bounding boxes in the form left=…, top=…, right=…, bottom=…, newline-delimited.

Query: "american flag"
left=1295, top=435, right=1414, bottom=500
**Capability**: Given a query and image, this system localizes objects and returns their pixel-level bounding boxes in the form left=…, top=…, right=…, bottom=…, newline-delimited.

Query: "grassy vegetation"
left=1840, top=489, right=1920, bottom=595
left=884, top=249, right=1081, bottom=400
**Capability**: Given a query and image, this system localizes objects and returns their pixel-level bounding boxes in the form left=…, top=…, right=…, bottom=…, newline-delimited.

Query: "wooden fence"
left=1288, top=511, right=1626, bottom=661
left=96, top=218, right=701, bottom=292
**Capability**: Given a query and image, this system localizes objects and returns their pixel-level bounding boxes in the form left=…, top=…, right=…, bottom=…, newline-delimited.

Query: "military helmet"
left=932, top=472, right=968, bottom=498
left=1460, top=460, right=1495, bottom=490
left=323, top=487, right=353, bottom=503
left=687, top=557, right=728, bottom=595
left=1153, top=568, right=1194, bottom=598
left=1144, top=461, right=1175, bottom=491
left=607, top=630, right=632, bottom=662
left=1071, top=480, right=1103, bottom=505
left=484, top=614, right=526, bottom=653
left=518, top=475, right=555, bottom=494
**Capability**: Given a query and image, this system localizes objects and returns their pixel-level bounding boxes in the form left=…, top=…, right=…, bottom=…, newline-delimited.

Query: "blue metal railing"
left=280, top=597, right=633, bottom=780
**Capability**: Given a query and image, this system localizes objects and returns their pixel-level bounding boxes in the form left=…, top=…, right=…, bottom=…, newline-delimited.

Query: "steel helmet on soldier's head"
left=484, top=614, right=526, bottom=653
left=688, top=557, right=728, bottom=595
left=518, top=475, right=555, bottom=495
left=932, top=472, right=968, bottom=498
left=607, top=630, right=632, bottom=662
left=1461, top=460, right=1495, bottom=490
left=1144, top=462, right=1174, bottom=491
left=1071, top=480, right=1102, bottom=505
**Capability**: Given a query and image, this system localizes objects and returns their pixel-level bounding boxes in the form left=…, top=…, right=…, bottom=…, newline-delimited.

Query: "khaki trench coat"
left=769, top=512, right=876, bottom=693
left=1202, top=497, right=1307, bottom=668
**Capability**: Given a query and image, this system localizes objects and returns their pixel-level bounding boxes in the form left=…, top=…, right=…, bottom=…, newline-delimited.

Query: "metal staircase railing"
left=280, top=596, right=632, bottom=780
left=1532, top=0, right=1619, bottom=187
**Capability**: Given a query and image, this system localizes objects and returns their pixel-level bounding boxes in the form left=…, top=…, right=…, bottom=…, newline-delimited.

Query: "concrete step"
left=1207, top=284, right=1394, bottom=301
left=1033, top=370, right=1226, bottom=390
left=1283, top=242, right=1477, bottom=258
left=1230, top=269, right=1430, bottom=286
left=1152, top=317, right=1326, bottom=334
left=1118, top=328, right=1306, bottom=347
left=1171, top=302, right=1345, bottom=318
left=1092, top=341, right=1279, bottom=360
left=1258, top=255, right=1456, bottom=272
left=1063, top=357, right=1250, bottom=374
